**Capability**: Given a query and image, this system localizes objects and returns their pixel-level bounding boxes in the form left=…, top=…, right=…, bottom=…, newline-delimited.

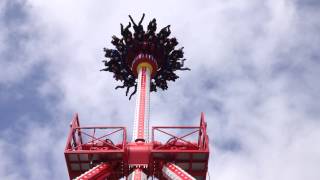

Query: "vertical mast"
left=130, top=59, right=154, bottom=179
left=132, top=65, right=151, bottom=142
left=129, top=168, right=148, bottom=180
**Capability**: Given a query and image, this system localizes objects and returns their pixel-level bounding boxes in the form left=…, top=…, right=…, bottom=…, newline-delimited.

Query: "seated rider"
left=129, top=13, right=145, bottom=41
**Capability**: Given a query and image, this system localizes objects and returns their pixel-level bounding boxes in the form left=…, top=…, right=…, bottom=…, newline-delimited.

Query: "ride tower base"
left=64, top=113, right=209, bottom=179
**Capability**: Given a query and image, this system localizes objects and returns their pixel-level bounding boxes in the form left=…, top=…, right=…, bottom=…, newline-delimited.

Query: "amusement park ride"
left=64, top=14, right=210, bottom=180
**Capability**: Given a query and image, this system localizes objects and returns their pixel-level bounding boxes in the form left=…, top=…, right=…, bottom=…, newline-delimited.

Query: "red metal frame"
left=64, top=114, right=127, bottom=179
left=136, top=66, right=148, bottom=141
left=65, top=113, right=209, bottom=179
left=74, top=162, right=113, bottom=180
left=150, top=113, right=209, bottom=179
left=162, top=162, right=196, bottom=180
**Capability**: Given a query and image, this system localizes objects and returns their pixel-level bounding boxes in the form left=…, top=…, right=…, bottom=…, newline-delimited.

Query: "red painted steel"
left=132, top=59, right=152, bottom=142
left=65, top=113, right=209, bottom=179
left=129, top=57, right=152, bottom=178
left=162, top=162, right=195, bottom=180
left=127, top=142, right=152, bottom=166
left=64, top=115, right=127, bottom=179
left=75, top=162, right=112, bottom=180
left=137, top=67, right=147, bottom=140
left=150, top=114, right=209, bottom=179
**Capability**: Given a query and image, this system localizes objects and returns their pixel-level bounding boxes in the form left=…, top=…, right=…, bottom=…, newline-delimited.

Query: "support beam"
left=132, top=65, right=151, bottom=142
left=75, top=163, right=112, bottom=180
left=128, top=168, right=148, bottom=180
left=162, top=163, right=196, bottom=180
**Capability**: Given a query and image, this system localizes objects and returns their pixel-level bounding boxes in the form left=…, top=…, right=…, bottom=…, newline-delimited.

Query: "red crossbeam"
left=162, top=163, right=195, bottom=180
left=74, top=163, right=112, bottom=180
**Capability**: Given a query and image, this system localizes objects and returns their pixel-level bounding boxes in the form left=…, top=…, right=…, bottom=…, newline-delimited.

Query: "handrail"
left=153, top=128, right=200, bottom=150
left=65, top=122, right=126, bottom=151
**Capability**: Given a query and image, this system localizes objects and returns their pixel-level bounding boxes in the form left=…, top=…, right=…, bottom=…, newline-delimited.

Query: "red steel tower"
left=64, top=14, right=210, bottom=180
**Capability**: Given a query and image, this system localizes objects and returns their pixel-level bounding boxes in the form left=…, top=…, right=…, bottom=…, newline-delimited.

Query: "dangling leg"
left=129, top=84, right=137, bottom=100
left=180, top=67, right=190, bottom=71
left=126, top=86, right=130, bottom=96
left=180, top=59, right=186, bottom=66
left=115, top=85, right=125, bottom=89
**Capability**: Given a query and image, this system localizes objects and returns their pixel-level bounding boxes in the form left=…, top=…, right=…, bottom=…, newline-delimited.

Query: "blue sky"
left=1, top=0, right=320, bottom=179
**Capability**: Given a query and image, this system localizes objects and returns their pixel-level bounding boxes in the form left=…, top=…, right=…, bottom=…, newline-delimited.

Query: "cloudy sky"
left=1, top=0, right=320, bottom=179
